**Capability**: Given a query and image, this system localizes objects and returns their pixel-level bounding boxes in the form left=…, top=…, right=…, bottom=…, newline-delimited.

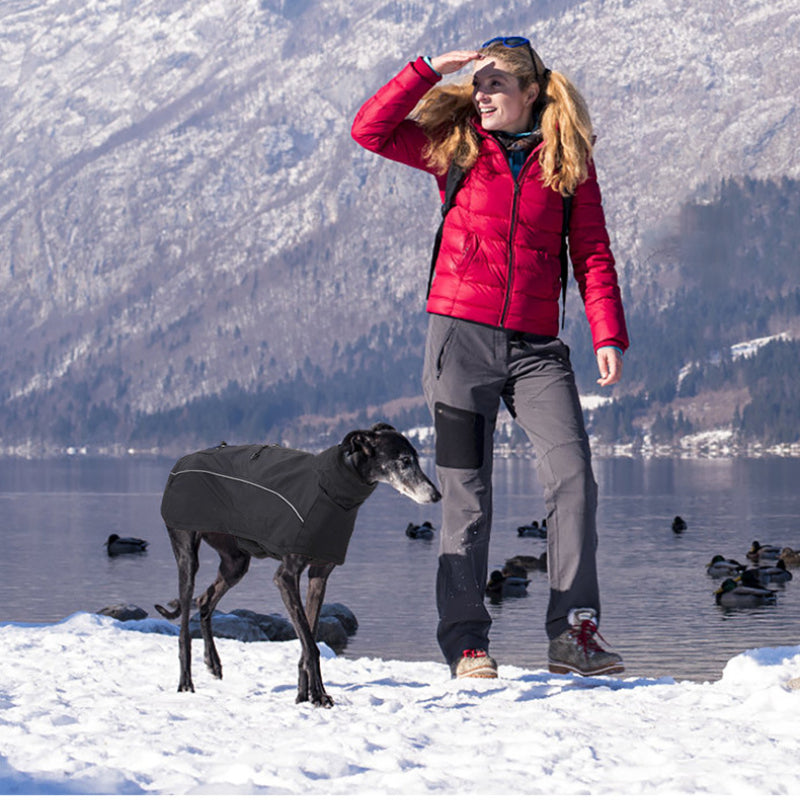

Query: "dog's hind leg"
left=165, top=527, right=202, bottom=693
left=274, top=554, right=333, bottom=708
left=195, top=532, right=251, bottom=680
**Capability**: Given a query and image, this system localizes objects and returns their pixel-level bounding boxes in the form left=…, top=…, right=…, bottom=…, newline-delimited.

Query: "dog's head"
left=342, top=423, right=441, bottom=505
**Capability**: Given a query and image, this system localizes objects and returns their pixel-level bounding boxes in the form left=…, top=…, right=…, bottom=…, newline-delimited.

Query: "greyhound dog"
left=156, top=423, right=440, bottom=707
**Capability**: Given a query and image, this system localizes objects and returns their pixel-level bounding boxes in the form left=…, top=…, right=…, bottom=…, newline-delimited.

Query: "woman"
left=351, top=38, right=629, bottom=679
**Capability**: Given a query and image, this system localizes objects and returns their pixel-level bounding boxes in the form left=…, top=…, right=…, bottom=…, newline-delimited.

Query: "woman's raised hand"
left=430, top=50, right=482, bottom=75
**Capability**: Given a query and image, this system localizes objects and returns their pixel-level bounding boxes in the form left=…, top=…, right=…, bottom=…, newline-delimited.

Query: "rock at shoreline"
left=97, top=601, right=358, bottom=650
left=227, top=609, right=297, bottom=641
left=97, top=604, right=148, bottom=621
left=321, top=602, right=359, bottom=635
left=188, top=611, right=268, bottom=642
left=227, top=605, right=356, bottom=651
left=316, top=616, right=348, bottom=652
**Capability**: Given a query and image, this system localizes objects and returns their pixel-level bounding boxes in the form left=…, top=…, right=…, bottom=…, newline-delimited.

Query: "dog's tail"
left=154, top=601, right=181, bottom=620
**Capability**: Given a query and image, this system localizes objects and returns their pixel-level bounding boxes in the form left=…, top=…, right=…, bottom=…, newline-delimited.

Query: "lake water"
left=1, top=454, right=799, bottom=683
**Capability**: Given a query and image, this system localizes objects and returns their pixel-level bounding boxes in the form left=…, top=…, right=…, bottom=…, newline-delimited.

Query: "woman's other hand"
left=430, top=50, right=482, bottom=75
left=596, top=347, right=623, bottom=387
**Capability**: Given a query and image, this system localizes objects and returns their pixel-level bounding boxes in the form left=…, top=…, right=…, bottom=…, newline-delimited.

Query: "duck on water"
left=105, top=534, right=148, bottom=556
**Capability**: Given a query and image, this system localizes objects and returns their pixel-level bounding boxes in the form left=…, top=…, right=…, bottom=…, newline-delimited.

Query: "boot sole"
left=548, top=661, right=625, bottom=677
left=456, top=666, right=498, bottom=679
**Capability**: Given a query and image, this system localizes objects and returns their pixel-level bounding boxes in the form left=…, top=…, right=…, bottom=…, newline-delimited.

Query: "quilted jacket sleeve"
left=568, top=161, right=629, bottom=352
left=351, top=57, right=443, bottom=176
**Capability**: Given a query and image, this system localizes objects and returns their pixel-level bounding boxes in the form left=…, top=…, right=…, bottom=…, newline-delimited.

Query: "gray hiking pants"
left=422, top=314, right=600, bottom=666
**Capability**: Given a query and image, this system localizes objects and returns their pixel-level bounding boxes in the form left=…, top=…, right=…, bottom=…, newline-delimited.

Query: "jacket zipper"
left=500, top=155, right=535, bottom=328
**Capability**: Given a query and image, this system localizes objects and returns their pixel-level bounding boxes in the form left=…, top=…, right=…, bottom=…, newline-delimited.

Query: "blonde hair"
left=412, top=42, right=594, bottom=196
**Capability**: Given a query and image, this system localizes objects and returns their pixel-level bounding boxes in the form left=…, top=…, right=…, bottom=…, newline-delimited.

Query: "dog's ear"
left=370, top=422, right=396, bottom=434
left=342, top=430, right=375, bottom=458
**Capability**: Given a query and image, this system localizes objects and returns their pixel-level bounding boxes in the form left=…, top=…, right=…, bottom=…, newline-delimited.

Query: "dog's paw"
left=311, top=692, right=334, bottom=709
left=205, top=655, right=223, bottom=679
left=296, top=689, right=334, bottom=707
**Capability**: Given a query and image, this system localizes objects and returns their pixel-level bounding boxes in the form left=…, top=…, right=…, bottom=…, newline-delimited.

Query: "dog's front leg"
left=274, top=554, right=333, bottom=708
left=295, top=562, right=334, bottom=702
left=305, top=562, right=335, bottom=638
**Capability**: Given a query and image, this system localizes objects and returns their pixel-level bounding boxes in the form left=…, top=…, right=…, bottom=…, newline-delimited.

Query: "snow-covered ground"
left=1, top=613, right=799, bottom=794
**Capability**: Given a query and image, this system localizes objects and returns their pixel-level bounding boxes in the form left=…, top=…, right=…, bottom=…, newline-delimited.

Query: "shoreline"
left=1, top=439, right=799, bottom=461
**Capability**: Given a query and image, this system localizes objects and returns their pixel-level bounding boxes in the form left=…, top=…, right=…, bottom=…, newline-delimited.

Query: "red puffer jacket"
left=351, top=58, right=629, bottom=352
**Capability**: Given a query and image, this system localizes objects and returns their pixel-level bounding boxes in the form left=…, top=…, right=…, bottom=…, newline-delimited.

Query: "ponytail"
left=538, top=70, right=594, bottom=196
left=412, top=83, right=480, bottom=175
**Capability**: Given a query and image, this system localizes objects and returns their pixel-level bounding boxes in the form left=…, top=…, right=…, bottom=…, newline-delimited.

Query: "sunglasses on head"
left=481, top=36, right=544, bottom=81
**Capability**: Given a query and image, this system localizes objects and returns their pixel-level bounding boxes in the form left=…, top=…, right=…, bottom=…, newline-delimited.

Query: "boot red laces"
left=462, top=648, right=489, bottom=659
left=574, top=619, right=610, bottom=654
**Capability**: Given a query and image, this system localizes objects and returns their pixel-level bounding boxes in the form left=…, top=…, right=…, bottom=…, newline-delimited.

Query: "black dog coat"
left=161, top=443, right=377, bottom=565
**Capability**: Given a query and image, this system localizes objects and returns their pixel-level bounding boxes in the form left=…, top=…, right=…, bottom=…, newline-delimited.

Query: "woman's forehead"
left=473, top=57, right=514, bottom=79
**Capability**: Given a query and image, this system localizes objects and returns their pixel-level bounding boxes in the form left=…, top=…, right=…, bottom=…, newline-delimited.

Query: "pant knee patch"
left=435, top=402, right=485, bottom=469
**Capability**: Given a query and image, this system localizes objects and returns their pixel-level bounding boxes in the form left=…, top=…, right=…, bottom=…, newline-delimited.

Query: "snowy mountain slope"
left=0, top=0, right=797, bottom=444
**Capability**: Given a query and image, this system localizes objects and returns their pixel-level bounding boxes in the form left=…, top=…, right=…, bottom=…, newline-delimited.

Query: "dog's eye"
left=400, top=456, right=413, bottom=469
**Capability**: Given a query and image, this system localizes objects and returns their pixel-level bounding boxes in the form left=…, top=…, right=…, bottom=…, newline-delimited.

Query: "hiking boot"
left=548, top=608, right=624, bottom=677
left=453, top=648, right=498, bottom=679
